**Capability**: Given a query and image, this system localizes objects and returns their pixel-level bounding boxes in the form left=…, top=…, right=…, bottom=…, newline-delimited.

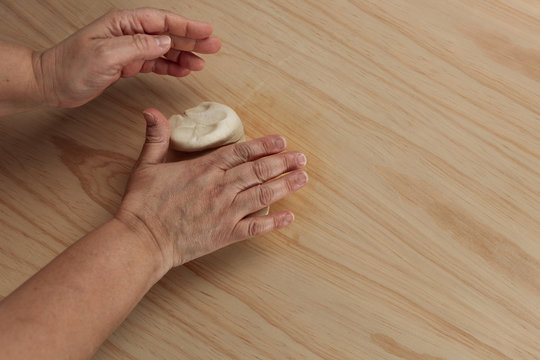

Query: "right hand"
left=36, top=8, right=221, bottom=108
left=116, top=109, right=308, bottom=269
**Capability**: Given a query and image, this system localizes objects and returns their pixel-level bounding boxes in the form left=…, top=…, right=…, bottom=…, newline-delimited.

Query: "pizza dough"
left=168, top=102, right=269, bottom=217
left=168, top=102, right=245, bottom=152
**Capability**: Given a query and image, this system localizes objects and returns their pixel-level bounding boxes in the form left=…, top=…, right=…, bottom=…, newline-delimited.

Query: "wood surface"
left=1, top=0, right=540, bottom=359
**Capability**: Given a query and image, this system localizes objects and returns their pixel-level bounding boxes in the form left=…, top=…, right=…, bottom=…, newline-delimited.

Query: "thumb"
left=107, top=34, right=171, bottom=65
left=138, top=109, right=170, bottom=165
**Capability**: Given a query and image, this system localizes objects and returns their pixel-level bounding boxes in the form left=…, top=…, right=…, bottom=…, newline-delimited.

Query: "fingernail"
left=282, top=212, right=294, bottom=226
left=295, top=171, right=308, bottom=185
left=297, top=153, right=307, bottom=166
left=143, top=111, right=156, bottom=126
left=275, top=137, right=286, bottom=150
left=155, top=35, right=171, bottom=50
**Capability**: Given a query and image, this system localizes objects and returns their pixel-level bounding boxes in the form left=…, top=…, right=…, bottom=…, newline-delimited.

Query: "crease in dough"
left=168, top=102, right=269, bottom=217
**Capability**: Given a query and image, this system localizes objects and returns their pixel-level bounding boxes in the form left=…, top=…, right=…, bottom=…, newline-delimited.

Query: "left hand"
left=117, top=109, right=308, bottom=268
left=34, top=8, right=221, bottom=108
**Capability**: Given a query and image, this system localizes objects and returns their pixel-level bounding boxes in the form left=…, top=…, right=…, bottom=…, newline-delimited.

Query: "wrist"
left=31, top=48, right=60, bottom=108
left=0, top=41, right=56, bottom=116
left=113, top=210, right=173, bottom=279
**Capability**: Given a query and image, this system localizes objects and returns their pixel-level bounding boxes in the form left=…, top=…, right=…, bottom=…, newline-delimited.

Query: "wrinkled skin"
left=34, top=8, right=221, bottom=108
left=117, top=109, right=308, bottom=268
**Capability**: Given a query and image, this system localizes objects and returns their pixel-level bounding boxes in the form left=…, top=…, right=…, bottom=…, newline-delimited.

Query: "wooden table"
left=2, top=1, right=540, bottom=358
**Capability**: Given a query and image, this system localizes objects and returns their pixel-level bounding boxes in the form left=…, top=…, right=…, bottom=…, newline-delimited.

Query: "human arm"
left=0, top=219, right=165, bottom=359
left=0, top=109, right=308, bottom=359
left=0, top=40, right=44, bottom=115
left=0, top=8, right=221, bottom=116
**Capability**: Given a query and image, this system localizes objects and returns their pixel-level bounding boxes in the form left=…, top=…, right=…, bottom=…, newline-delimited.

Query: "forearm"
left=0, top=40, right=46, bottom=116
left=0, top=218, right=167, bottom=359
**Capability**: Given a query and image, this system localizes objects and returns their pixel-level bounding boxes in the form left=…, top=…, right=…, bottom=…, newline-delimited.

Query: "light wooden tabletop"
left=2, top=0, right=540, bottom=359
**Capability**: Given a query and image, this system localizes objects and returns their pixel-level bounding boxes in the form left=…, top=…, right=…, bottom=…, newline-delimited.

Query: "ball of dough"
left=168, top=102, right=245, bottom=152
left=168, top=102, right=269, bottom=217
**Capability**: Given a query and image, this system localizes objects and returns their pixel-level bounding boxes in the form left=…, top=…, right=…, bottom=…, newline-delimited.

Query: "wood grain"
left=1, top=0, right=540, bottom=358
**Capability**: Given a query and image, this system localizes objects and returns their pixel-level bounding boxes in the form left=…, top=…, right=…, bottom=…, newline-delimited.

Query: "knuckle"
left=257, top=185, right=274, bottom=206
left=285, top=176, right=296, bottom=193
left=273, top=214, right=281, bottom=229
left=203, top=149, right=230, bottom=171
left=252, top=161, right=270, bottom=183
left=200, top=155, right=222, bottom=171
left=260, top=138, right=272, bottom=154
left=140, top=9, right=158, bottom=25
left=94, top=45, right=117, bottom=69
left=247, top=220, right=263, bottom=238
left=198, top=155, right=216, bottom=168
left=284, top=153, right=295, bottom=169
left=233, top=143, right=251, bottom=162
left=132, top=33, right=152, bottom=51
left=145, top=134, right=167, bottom=144
left=94, top=41, right=110, bottom=59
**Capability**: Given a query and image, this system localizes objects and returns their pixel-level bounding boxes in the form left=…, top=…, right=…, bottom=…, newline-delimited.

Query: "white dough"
left=168, top=102, right=269, bottom=217
left=168, top=102, right=245, bottom=152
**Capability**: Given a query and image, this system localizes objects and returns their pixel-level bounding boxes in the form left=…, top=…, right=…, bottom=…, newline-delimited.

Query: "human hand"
left=35, top=8, right=221, bottom=108
left=116, top=109, right=308, bottom=269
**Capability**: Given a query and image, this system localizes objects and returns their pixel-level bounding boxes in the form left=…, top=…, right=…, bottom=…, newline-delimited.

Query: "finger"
left=231, top=211, right=294, bottom=241
left=121, top=59, right=145, bottom=78
left=226, top=151, right=307, bottom=191
left=108, top=8, right=214, bottom=39
left=122, top=58, right=191, bottom=78
left=103, top=34, right=172, bottom=67
left=164, top=50, right=205, bottom=71
left=168, top=35, right=222, bottom=54
left=210, top=135, right=287, bottom=170
left=234, top=170, right=308, bottom=215
left=137, top=109, right=171, bottom=165
left=139, top=58, right=192, bottom=77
